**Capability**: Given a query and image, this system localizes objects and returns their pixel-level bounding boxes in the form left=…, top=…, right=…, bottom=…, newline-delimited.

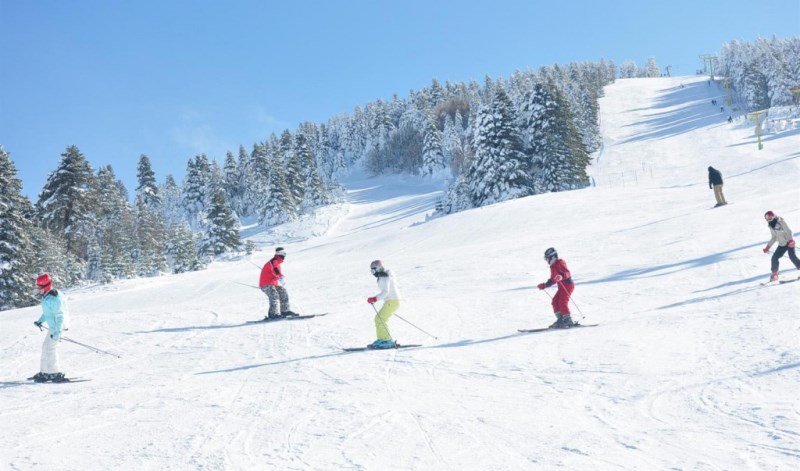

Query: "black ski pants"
left=771, top=245, right=800, bottom=273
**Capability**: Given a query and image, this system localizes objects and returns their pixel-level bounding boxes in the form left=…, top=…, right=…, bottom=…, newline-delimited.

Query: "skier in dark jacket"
left=258, top=247, right=299, bottom=319
left=537, top=248, right=576, bottom=328
left=708, top=166, right=727, bottom=207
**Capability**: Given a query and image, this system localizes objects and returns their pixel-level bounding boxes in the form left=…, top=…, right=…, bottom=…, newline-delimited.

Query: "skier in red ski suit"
left=537, top=247, right=576, bottom=328
left=258, top=247, right=298, bottom=320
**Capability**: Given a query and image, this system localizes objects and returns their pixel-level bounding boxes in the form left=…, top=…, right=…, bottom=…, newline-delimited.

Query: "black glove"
left=34, top=321, right=43, bottom=330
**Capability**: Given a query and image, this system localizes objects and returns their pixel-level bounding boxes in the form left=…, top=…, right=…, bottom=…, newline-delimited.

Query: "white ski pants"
left=40, top=335, right=61, bottom=374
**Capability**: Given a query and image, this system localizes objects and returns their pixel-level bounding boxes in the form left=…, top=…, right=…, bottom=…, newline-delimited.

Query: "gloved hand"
left=34, top=321, right=43, bottom=330
left=367, top=296, right=378, bottom=304
left=789, top=240, right=796, bottom=249
left=763, top=245, right=771, bottom=254
left=278, top=276, right=286, bottom=287
left=554, top=275, right=563, bottom=282
left=537, top=283, right=547, bottom=290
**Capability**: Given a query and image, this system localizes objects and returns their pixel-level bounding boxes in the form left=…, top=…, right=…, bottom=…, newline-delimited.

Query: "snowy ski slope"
left=1, top=75, right=798, bottom=470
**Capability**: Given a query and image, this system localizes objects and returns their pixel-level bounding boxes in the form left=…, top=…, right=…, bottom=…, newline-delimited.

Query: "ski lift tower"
left=699, top=54, right=717, bottom=80
left=748, top=110, right=768, bottom=150
left=790, top=86, right=800, bottom=104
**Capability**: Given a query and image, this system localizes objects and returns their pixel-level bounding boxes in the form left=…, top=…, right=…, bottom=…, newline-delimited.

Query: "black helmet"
left=544, top=247, right=558, bottom=263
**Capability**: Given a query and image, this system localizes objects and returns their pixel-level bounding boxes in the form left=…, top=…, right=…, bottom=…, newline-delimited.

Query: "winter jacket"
left=373, top=270, right=401, bottom=301
left=546, top=259, right=573, bottom=288
left=36, top=291, right=69, bottom=341
left=259, top=257, right=284, bottom=287
left=767, top=217, right=794, bottom=248
left=708, top=167, right=723, bottom=187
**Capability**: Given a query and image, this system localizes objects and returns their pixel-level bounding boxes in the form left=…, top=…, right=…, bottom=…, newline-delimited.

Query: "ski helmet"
left=764, top=211, right=775, bottom=221
left=36, top=273, right=53, bottom=295
left=544, top=247, right=558, bottom=264
left=370, top=260, right=384, bottom=274
left=275, top=247, right=286, bottom=257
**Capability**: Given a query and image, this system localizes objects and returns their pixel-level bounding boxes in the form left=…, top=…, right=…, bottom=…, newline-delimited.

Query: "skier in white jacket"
left=763, top=211, right=800, bottom=282
left=366, top=260, right=401, bottom=349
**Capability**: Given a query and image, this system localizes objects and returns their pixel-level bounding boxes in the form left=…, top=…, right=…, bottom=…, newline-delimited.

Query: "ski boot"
left=368, top=339, right=397, bottom=349
left=50, top=373, right=68, bottom=383
left=281, top=310, right=300, bottom=318
left=31, top=372, right=49, bottom=383
left=770, top=272, right=779, bottom=282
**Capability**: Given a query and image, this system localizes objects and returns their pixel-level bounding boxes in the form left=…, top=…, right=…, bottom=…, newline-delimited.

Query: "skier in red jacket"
left=537, top=247, right=576, bottom=328
left=259, top=247, right=298, bottom=320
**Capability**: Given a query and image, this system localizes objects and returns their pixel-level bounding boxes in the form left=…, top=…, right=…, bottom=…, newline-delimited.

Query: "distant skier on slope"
left=31, top=274, right=70, bottom=383
left=537, top=248, right=576, bottom=328
left=708, top=166, right=727, bottom=207
left=366, top=260, right=402, bottom=348
left=259, top=247, right=299, bottom=319
left=762, top=211, right=800, bottom=282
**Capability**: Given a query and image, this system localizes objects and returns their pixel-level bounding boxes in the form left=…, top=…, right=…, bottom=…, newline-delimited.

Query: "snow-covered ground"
left=2, top=76, right=798, bottom=470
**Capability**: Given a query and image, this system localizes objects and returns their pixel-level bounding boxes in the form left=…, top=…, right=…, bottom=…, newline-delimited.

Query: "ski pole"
left=372, top=304, right=438, bottom=340
left=557, top=280, right=586, bottom=321
left=38, top=326, right=122, bottom=358
left=231, top=280, right=261, bottom=290
left=60, top=336, right=122, bottom=358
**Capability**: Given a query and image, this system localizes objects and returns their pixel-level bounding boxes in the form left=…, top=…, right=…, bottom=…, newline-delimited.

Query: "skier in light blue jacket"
left=31, top=273, right=70, bottom=383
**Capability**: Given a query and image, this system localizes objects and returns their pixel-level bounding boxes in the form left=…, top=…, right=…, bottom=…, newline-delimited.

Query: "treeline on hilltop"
left=717, top=36, right=800, bottom=111
left=0, top=143, right=337, bottom=310
left=1, top=59, right=619, bottom=309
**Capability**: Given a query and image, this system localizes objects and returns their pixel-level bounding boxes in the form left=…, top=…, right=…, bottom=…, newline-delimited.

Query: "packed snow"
left=1, top=76, right=798, bottom=470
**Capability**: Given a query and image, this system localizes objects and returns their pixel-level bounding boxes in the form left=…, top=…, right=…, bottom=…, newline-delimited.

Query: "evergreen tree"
left=36, top=145, right=97, bottom=262
left=203, top=189, right=240, bottom=255
left=223, top=151, right=242, bottom=215
left=160, top=175, right=185, bottom=226
left=135, top=154, right=161, bottom=210
left=0, top=145, right=37, bottom=309
left=296, top=133, right=331, bottom=209
left=422, top=111, right=446, bottom=177
left=167, top=223, right=202, bottom=273
left=93, top=165, right=136, bottom=281
left=261, top=154, right=294, bottom=225
left=521, top=82, right=589, bottom=192
left=181, top=154, right=211, bottom=229
left=465, top=88, right=529, bottom=206
left=282, top=130, right=304, bottom=207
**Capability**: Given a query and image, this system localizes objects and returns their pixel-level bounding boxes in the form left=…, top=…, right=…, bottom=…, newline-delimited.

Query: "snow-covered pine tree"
left=36, top=145, right=98, bottom=262
left=223, top=151, right=242, bottom=217
left=645, top=57, right=660, bottom=78
left=296, top=133, right=331, bottom=209
left=282, top=130, right=305, bottom=208
left=135, top=154, right=161, bottom=210
left=203, top=188, right=240, bottom=255
left=465, top=87, right=530, bottom=206
left=93, top=165, right=137, bottom=281
left=260, top=154, right=294, bottom=226
left=181, top=154, right=212, bottom=229
left=160, top=175, right=185, bottom=227
left=166, top=223, right=202, bottom=273
left=0, top=145, right=37, bottom=309
left=521, top=82, right=589, bottom=192
left=422, top=111, right=447, bottom=178
left=619, top=60, right=638, bottom=79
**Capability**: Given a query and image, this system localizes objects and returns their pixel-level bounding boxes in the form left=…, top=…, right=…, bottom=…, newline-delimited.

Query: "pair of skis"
left=342, top=323, right=599, bottom=351
left=760, top=275, right=800, bottom=286
left=517, top=323, right=598, bottom=334
left=246, top=313, right=328, bottom=324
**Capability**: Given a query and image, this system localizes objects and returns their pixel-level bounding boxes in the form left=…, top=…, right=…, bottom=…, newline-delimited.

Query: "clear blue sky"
left=2, top=0, right=798, bottom=198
